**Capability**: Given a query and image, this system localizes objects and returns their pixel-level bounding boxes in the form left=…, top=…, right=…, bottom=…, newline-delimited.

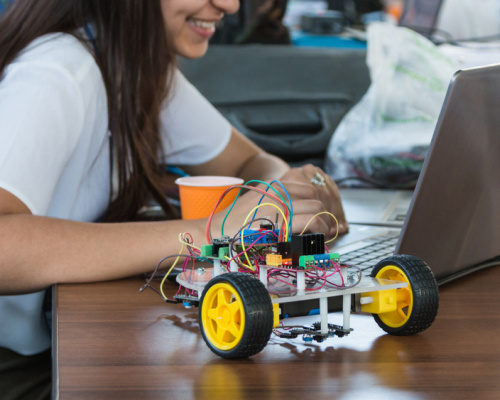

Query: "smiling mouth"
left=187, top=18, right=217, bottom=30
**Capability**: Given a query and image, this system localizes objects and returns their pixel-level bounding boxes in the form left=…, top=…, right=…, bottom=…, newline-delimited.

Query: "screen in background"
left=399, top=0, right=444, bottom=37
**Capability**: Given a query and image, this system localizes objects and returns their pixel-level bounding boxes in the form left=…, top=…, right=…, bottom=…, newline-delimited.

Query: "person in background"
left=210, top=0, right=291, bottom=44
left=327, top=0, right=384, bottom=25
left=381, top=0, right=404, bottom=21
left=0, top=1, right=348, bottom=398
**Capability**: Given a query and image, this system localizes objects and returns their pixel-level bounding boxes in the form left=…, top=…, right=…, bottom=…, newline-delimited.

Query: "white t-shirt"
left=0, top=33, right=231, bottom=355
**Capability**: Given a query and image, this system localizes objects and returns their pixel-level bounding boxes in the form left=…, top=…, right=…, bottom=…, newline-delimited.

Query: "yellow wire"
left=159, top=233, right=193, bottom=301
left=179, top=233, right=201, bottom=252
left=223, top=255, right=253, bottom=271
left=240, top=203, right=289, bottom=269
left=299, top=211, right=339, bottom=244
left=243, top=202, right=289, bottom=240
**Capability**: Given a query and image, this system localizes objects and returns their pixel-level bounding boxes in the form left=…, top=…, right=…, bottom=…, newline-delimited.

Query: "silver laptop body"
left=331, top=64, right=500, bottom=285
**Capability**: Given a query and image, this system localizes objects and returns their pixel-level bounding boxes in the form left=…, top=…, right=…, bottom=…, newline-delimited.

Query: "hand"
left=208, top=164, right=348, bottom=242
left=276, top=164, right=348, bottom=239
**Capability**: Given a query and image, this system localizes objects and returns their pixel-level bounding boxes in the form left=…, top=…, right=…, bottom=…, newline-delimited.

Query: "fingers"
left=291, top=212, right=332, bottom=238
left=278, top=164, right=349, bottom=237
left=210, top=166, right=349, bottom=242
left=289, top=199, right=338, bottom=238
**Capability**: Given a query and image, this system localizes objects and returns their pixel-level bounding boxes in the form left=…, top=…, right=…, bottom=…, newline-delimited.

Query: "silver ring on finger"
left=310, top=172, right=326, bottom=187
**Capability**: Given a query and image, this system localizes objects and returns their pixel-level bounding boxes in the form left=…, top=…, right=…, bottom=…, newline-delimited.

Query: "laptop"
left=398, top=0, right=444, bottom=40
left=339, top=188, right=413, bottom=227
left=330, top=63, right=500, bottom=286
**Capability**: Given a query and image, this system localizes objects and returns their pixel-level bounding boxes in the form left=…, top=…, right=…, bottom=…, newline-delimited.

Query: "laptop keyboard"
left=339, top=233, right=399, bottom=272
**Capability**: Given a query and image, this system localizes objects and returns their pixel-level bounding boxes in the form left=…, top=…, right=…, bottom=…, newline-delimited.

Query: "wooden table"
left=53, top=265, right=500, bottom=399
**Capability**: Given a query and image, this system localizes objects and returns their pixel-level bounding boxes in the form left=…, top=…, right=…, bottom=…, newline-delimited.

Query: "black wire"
left=403, top=24, right=500, bottom=47
left=140, top=253, right=201, bottom=293
left=433, top=29, right=500, bottom=46
left=229, top=217, right=277, bottom=268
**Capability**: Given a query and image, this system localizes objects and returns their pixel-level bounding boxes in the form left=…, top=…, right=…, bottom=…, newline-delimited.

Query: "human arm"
left=0, top=36, right=193, bottom=294
left=0, top=126, right=283, bottom=294
left=0, top=55, right=345, bottom=294
left=180, top=127, right=349, bottom=240
left=163, top=69, right=348, bottom=238
left=0, top=187, right=216, bottom=294
left=0, top=127, right=347, bottom=295
left=181, top=126, right=290, bottom=181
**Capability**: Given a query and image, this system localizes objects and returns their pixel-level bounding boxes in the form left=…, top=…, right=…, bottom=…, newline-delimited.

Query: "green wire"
left=220, top=180, right=292, bottom=237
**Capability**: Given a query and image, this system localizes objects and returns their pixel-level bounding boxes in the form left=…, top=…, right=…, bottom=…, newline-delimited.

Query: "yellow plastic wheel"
left=199, top=272, right=273, bottom=358
left=200, top=282, right=245, bottom=351
left=371, top=255, right=439, bottom=336
left=374, top=265, right=413, bottom=328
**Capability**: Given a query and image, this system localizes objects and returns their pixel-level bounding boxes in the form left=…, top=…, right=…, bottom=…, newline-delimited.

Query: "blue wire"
left=269, top=180, right=293, bottom=240
left=220, top=180, right=292, bottom=239
left=245, top=180, right=293, bottom=241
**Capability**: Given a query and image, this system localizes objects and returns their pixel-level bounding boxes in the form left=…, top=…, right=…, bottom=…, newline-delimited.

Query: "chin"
left=176, top=43, right=210, bottom=59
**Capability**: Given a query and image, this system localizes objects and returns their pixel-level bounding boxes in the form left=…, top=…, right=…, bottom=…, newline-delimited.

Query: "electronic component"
left=241, top=228, right=279, bottom=244
left=211, top=236, right=232, bottom=257
left=141, top=179, right=438, bottom=361
left=276, top=241, right=291, bottom=260
left=290, top=233, right=325, bottom=265
left=266, top=254, right=283, bottom=266
left=298, top=252, right=340, bottom=268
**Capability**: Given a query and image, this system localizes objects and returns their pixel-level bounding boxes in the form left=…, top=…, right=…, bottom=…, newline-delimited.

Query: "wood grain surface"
left=53, top=265, right=500, bottom=399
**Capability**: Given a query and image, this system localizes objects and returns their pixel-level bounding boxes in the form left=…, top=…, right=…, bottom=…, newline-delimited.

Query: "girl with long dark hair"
left=0, top=1, right=347, bottom=397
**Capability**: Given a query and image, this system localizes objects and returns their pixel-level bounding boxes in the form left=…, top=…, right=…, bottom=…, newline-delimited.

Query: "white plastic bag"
left=437, top=0, right=500, bottom=41
left=325, top=22, right=460, bottom=188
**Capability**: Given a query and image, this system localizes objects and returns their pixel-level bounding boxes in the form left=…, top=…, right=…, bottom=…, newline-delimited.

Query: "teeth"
left=189, top=19, right=216, bottom=29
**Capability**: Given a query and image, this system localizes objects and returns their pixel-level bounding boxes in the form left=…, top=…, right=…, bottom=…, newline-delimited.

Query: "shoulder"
left=0, top=34, right=109, bottom=217
left=15, top=33, right=97, bottom=74
left=168, top=69, right=197, bottom=102
left=5, top=33, right=104, bottom=100
left=160, top=68, right=232, bottom=165
left=2, top=33, right=107, bottom=134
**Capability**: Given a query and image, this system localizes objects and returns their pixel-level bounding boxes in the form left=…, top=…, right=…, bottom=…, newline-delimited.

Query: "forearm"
left=236, top=151, right=290, bottom=183
left=182, top=128, right=290, bottom=182
left=0, top=214, right=210, bottom=294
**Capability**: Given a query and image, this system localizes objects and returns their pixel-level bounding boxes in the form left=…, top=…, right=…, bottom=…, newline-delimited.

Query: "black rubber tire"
left=371, top=254, right=439, bottom=336
left=199, top=272, right=274, bottom=359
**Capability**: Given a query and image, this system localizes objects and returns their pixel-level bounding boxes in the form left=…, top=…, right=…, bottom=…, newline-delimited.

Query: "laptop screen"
left=399, top=0, right=444, bottom=38
left=395, top=64, right=500, bottom=283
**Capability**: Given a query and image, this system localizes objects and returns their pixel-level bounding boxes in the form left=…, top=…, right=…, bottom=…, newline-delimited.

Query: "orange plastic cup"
left=175, top=176, right=244, bottom=219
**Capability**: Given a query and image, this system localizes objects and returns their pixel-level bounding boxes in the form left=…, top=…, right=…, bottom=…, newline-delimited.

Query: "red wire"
left=204, top=184, right=290, bottom=244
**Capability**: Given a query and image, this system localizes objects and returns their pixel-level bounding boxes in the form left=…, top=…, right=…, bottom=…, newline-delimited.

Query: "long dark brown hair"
left=0, top=0, right=178, bottom=221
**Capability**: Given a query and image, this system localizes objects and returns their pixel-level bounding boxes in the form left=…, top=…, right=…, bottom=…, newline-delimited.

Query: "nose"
left=212, top=0, right=240, bottom=15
